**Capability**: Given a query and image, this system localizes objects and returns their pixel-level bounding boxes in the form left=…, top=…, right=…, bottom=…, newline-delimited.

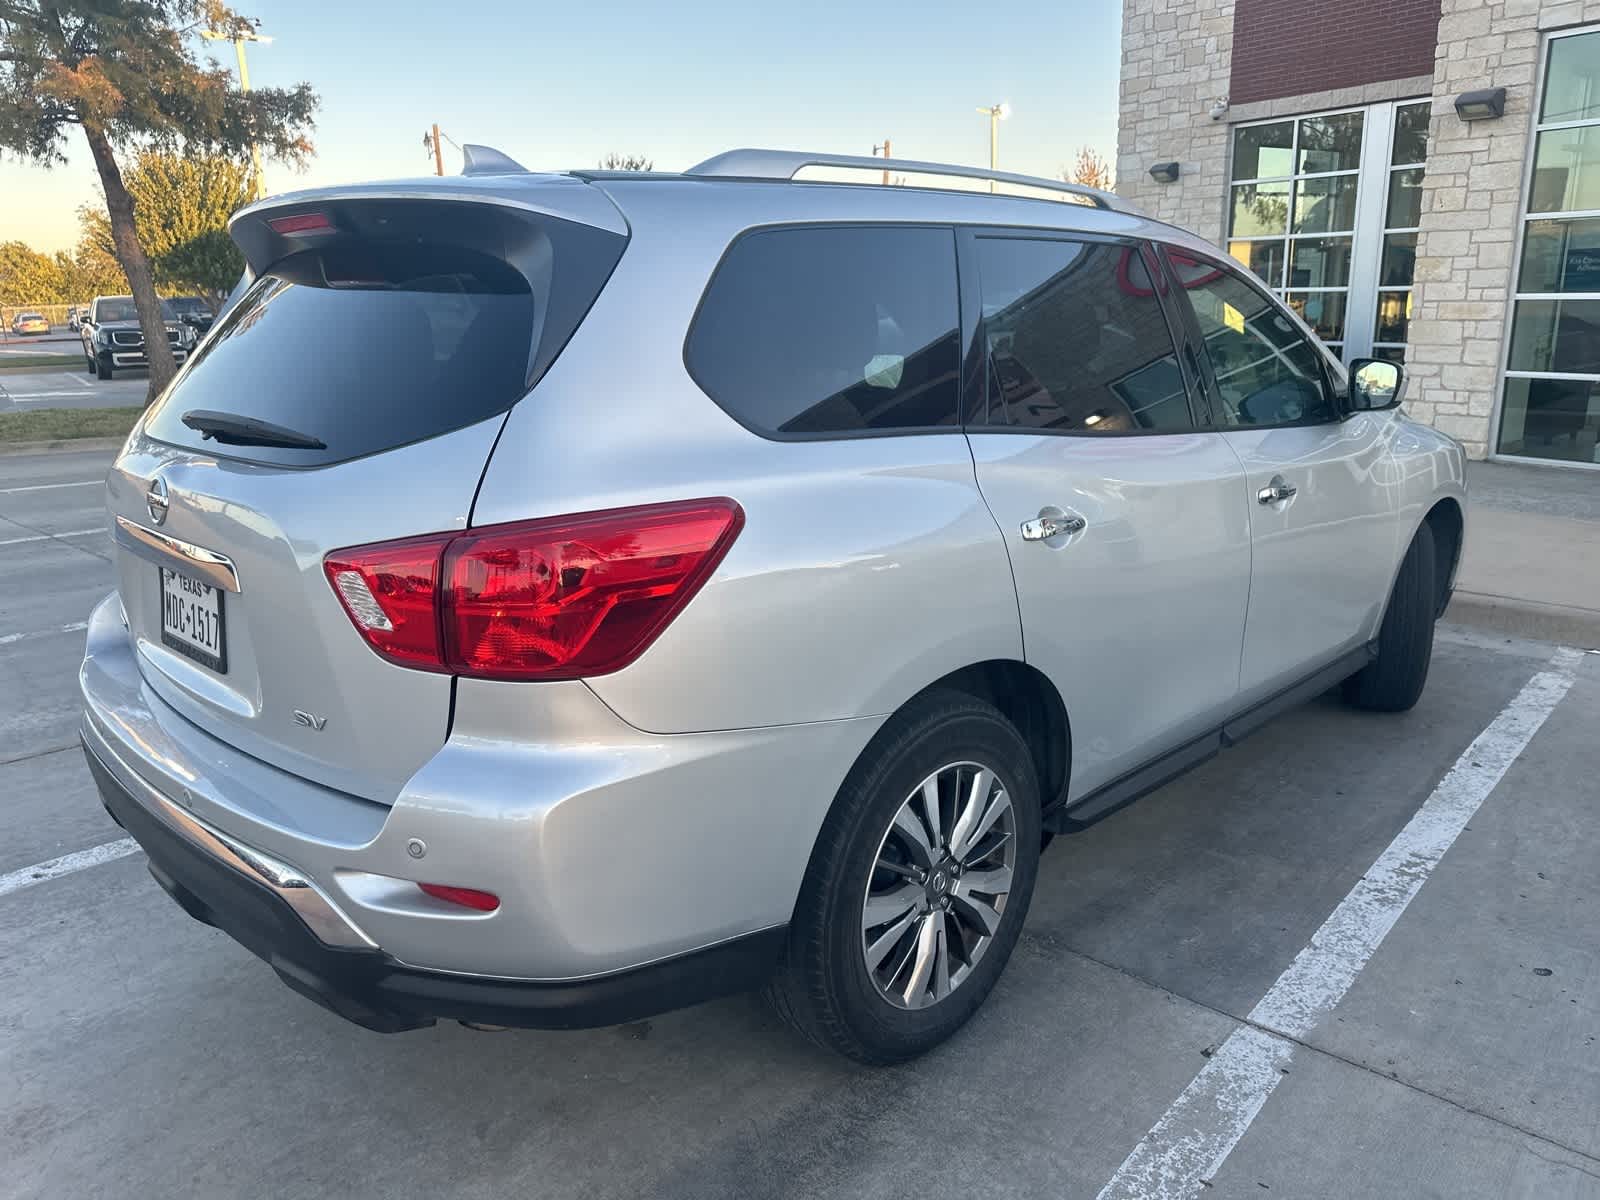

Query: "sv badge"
left=292, top=709, right=328, bottom=732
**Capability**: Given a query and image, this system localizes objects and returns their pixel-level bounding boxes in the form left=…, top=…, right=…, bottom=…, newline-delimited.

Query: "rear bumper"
left=84, top=737, right=785, bottom=1031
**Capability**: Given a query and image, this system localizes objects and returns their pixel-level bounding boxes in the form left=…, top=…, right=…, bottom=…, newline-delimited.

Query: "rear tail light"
left=324, top=498, right=743, bottom=681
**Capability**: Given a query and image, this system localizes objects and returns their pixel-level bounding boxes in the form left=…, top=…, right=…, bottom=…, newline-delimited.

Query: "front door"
left=1164, top=248, right=1401, bottom=702
left=962, top=232, right=1253, bottom=800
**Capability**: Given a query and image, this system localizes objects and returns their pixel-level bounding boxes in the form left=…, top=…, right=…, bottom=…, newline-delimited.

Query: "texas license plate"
left=159, top=566, right=226, bottom=673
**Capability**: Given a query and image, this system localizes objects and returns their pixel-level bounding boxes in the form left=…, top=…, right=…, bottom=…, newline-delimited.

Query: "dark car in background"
left=166, top=296, right=217, bottom=337
left=79, top=295, right=195, bottom=380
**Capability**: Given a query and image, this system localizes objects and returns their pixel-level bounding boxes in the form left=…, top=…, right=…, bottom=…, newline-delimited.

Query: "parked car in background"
left=165, top=295, right=217, bottom=336
left=79, top=295, right=194, bottom=379
left=10, top=311, right=49, bottom=335
left=81, top=148, right=1466, bottom=1064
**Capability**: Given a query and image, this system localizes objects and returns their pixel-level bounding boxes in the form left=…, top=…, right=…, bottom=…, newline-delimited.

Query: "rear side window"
left=974, top=238, right=1194, bottom=434
left=685, top=225, right=961, bottom=437
left=143, top=204, right=626, bottom=467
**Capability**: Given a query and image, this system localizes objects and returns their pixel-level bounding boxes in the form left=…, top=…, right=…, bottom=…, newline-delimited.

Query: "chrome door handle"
left=1256, top=479, right=1297, bottom=505
left=1020, top=513, right=1086, bottom=541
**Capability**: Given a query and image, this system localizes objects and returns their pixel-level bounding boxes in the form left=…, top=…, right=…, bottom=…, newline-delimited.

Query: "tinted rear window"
left=143, top=208, right=625, bottom=467
left=685, top=225, right=961, bottom=437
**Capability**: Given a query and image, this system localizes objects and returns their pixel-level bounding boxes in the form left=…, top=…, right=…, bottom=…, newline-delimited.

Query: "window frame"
left=680, top=220, right=969, bottom=443
left=957, top=226, right=1211, bottom=438
left=1155, top=242, right=1347, bottom=432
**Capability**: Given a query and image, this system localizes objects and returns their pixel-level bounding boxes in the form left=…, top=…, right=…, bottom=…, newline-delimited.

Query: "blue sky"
left=1, top=0, right=1122, bottom=253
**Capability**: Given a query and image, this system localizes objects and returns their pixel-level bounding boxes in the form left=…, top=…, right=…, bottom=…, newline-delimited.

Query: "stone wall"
left=1116, top=0, right=1236, bottom=235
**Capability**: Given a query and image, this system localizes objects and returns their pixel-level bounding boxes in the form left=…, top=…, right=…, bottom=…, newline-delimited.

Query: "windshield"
left=168, top=297, right=208, bottom=315
left=95, top=298, right=176, bottom=322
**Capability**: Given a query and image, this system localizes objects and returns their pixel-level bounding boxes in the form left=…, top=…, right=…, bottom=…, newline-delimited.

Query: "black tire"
left=85, top=351, right=96, bottom=376
left=768, top=690, right=1041, bottom=1064
left=1344, top=523, right=1437, bottom=712
left=95, top=356, right=112, bottom=380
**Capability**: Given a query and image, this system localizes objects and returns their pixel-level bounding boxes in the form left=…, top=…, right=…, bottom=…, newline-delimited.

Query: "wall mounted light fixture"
left=1148, top=161, right=1181, bottom=183
left=1454, top=87, right=1506, bottom=121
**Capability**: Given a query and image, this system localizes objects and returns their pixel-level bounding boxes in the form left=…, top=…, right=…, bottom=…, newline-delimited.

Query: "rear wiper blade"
left=181, top=409, right=327, bottom=450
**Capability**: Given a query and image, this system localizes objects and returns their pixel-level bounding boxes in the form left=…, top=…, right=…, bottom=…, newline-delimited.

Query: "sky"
left=0, top=0, right=1122, bottom=254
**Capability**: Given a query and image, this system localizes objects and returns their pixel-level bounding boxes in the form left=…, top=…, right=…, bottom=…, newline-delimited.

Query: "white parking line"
left=0, top=480, right=99, bottom=495
left=0, top=839, right=140, bottom=899
left=0, top=620, right=89, bottom=646
left=1095, top=645, right=1587, bottom=1200
left=0, top=526, right=104, bottom=546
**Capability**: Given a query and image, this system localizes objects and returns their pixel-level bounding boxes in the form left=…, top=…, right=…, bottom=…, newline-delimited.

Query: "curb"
left=1444, top=590, right=1600, bottom=651
left=0, top=436, right=127, bottom=457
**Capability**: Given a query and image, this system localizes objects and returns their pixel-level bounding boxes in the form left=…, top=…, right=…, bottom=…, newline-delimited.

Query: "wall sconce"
left=1148, top=161, right=1181, bottom=183
left=1454, top=87, right=1506, bottom=121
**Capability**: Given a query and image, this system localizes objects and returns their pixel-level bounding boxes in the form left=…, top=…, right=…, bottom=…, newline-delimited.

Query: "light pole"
left=873, top=138, right=892, bottom=185
left=201, top=22, right=273, bottom=200
left=976, top=102, right=1010, bottom=191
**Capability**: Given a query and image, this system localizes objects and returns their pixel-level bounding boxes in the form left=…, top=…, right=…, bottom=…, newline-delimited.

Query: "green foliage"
left=81, top=152, right=252, bottom=300
left=0, top=405, right=143, bottom=444
left=0, top=239, right=65, bottom=304
left=598, top=153, right=654, bottom=171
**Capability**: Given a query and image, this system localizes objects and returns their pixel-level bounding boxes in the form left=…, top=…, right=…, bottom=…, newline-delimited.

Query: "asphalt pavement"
left=0, top=368, right=147, bottom=413
left=2, top=447, right=1598, bottom=1199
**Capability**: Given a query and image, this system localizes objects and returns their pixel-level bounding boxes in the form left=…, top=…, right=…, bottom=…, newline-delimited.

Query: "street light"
left=201, top=21, right=274, bottom=200
left=977, top=102, right=1010, bottom=191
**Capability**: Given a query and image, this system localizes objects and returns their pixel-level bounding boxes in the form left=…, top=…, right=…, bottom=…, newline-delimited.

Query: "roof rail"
left=684, top=149, right=1141, bottom=214
left=460, top=144, right=529, bottom=176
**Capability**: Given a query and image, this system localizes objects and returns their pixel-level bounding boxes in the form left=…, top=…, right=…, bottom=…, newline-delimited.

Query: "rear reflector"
left=418, top=883, right=501, bottom=912
left=268, top=212, right=335, bottom=235
left=324, top=499, right=743, bottom=681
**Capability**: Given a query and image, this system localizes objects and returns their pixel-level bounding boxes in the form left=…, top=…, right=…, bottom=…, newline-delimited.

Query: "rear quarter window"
left=685, top=225, right=962, bottom=438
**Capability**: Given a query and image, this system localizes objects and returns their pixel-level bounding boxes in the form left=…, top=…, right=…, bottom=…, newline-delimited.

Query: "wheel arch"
left=1421, top=497, right=1464, bottom=618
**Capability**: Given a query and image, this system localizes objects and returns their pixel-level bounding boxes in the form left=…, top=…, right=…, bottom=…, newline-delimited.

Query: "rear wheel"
left=768, top=691, right=1040, bottom=1064
left=85, top=350, right=96, bottom=375
left=1345, top=523, right=1437, bottom=712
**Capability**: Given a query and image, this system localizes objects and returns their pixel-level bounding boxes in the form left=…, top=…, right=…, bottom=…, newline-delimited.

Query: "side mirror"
left=1348, top=358, right=1404, bottom=412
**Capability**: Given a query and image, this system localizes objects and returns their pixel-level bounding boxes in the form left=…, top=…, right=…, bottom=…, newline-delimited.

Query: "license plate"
left=159, top=566, right=226, bottom=673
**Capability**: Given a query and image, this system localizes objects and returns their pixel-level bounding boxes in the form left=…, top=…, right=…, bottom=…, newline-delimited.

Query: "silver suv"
left=80, top=148, right=1466, bottom=1063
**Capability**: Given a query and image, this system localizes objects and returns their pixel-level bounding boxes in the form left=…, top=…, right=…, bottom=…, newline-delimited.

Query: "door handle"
left=1020, top=513, right=1086, bottom=541
left=1256, top=478, right=1297, bottom=505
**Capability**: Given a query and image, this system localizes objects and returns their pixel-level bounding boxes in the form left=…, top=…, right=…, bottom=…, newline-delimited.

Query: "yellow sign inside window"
left=1224, top=303, right=1245, bottom=334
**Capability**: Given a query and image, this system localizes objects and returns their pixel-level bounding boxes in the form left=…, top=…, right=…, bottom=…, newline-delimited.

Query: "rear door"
left=1161, top=247, right=1401, bottom=701
left=962, top=232, right=1252, bottom=800
left=105, top=190, right=626, bottom=803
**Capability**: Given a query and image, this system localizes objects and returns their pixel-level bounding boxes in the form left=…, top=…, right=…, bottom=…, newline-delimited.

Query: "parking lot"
left=2, top=446, right=1598, bottom=1199
left=0, top=368, right=147, bottom=414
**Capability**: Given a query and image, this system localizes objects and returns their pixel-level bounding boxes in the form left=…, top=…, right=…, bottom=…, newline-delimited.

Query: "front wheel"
left=95, top=356, right=113, bottom=381
left=768, top=691, right=1041, bottom=1064
left=1345, top=523, right=1437, bottom=712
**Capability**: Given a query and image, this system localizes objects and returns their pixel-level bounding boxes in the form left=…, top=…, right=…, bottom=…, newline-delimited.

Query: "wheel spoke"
left=952, top=868, right=1010, bottom=937
left=931, top=911, right=950, bottom=1000
left=901, top=912, right=940, bottom=1006
left=866, top=906, right=921, bottom=972
left=862, top=884, right=920, bottom=931
left=947, top=768, right=993, bottom=860
left=952, top=785, right=1010, bottom=863
left=919, top=775, right=943, bottom=851
left=893, top=805, right=936, bottom=868
left=960, top=865, right=1013, bottom=897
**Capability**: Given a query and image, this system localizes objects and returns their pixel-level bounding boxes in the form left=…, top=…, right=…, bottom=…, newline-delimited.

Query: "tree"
left=1066, top=146, right=1114, bottom=192
left=0, top=239, right=64, bottom=304
left=67, top=218, right=129, bottom=297
left=81, top=151, right=254, bottom=305
left=598, top=152, right=653, bottom=171
left=0, top=2, right=318, bottom=397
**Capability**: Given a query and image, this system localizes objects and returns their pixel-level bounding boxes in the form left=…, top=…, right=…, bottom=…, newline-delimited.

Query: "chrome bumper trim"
left=113, top=516, right=241, bottom=592
left=83, top=721, right=374, bottom=950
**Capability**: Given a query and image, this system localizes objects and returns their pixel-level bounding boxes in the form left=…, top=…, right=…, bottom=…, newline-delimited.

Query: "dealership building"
left=1118, top=0, right=1600, bottom=468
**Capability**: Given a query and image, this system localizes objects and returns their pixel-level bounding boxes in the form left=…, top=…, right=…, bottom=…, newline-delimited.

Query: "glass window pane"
left=1381, top=233, right=1418, bottom=286
left=1374, top=291, right=1413, bottom=343
left=1231, top=182, right=1290, bottom=237
left=1373, top=346, right=1407, bottom=364
left=1518, top=217, right=1600, bottom=292
left=1169, top=255, right=1335, bottom=427
left=1284, top=291, right=1348, bottom=342
left=1297, top=112, right=1363, bottom=173
left=1498, top=377, right=1600, bottom=462
left=1288, top=237, right=1353, bottom=288
left=685, top=226, right=961, bottom=435
left=1507, top=298, right=1600, bottom=373
left=1228, top=239, right=1286, bottom=287
left=1293, top=175, right=1358, bottom=233
left=975, top=239, right=1192, bottom=433
left=1541, top=30, right=1600, bottom=125
left=1530, top=126, right=1600, bottom=214
left=1392, top=102, right=1430, bottom=166
left=1386, top=169, right=1424, bottom=228
left=1233, top=122, right=1294, bottom=180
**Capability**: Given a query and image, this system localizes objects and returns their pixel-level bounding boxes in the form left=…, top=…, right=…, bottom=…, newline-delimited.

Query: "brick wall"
left=1231, top=0, right=1442, bottom=104
left=1117, top=0, right=1236, bottom=232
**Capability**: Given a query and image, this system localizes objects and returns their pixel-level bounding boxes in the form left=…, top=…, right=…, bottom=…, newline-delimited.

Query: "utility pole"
left=201, top=24, right=273, bottom=200
left=431, top=123, right=445, bottom=176
left=873, top=138, right=892, bottom=185
left=976, top=103, right=1010, bottom=192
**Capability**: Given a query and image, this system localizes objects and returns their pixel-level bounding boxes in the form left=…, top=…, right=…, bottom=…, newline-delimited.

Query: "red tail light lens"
left=323, top=498, right=743, bottom=681
left=268, top=212, right=336, bottom=235
left=418, top=883, right=501, bottom=912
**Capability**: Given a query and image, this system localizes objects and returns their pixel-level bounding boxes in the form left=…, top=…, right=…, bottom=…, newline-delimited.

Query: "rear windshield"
left=143, top=209, right=625, bottom=467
